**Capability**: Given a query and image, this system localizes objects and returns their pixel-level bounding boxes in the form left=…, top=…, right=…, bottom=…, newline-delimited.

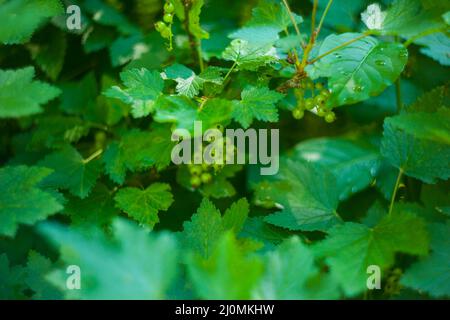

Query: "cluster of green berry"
left=291, top=79, right=336, bottom=123
left=188, top=128, right=235, bottom=189
left=188, top=163, right=223, bottom=188
left=155, top=1, right=174, bottom=50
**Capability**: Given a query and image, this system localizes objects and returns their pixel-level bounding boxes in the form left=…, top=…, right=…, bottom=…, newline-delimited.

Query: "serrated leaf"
left=115, top=183, right=174, bottom=228
left=0, top=254, right=26, bottom=299
left=0, top=0, right=63, bottom=44
left=182, top=197, right=250, bottom=258
left=253, top=236, right=339, bottom=299
left=64, top=184, right=118, bottom=228
left=247, top=0, right=302, bottom=31
left=163, top=64, right=223, bottom=98
left=223, top=198, right=249, bottom=233
left=292, top=138, right=381, bottom=200
left=104, top=68, right=164, bottom=118
left=262, top=159, right=341, bottom=232
left=222, top=39, right=278, bottom=71
left=232, top=86, right=284, bottom=128
left=186, top=232, right=263, bottom=299
left=182, top=198, right=225, bottom=258
left=24, top=251, right=61, bottom=299
left=415, top=33, right=450, bottom=67
left=381, top=91, right=450, bottom=184
left=28, top=27, right=67, bottom=80
left=39, top=219, right=178, bottom=299
left=402, top=223, right=450, bottom=297
left=381, top=0, right=445, bottom=38
left=306, top=33, right=408, bottom=107
left=0, top=165, right=63, bottom=237
left=314, top=207, right=429, bottom=296
left=387, top=108, right=450, bottom=145
left=0, top=67, right=61, bottom=118
left=103, top=125, right=175, bottom=184
left=38, top=146, right=102, bottom=199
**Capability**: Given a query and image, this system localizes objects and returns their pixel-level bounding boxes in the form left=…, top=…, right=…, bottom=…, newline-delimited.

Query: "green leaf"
left=222, top=39, right=278, bottom=71
left=38, top=146, right=103, bottom=199
left=415, top=33, right=450, bottom=67
left=155, top=96, right=233, bottom=134
left=386, top=108, right=450, bottom=145
left=381, top=0, right=445, bottom=38
left=0, top=165, right=63, bottom=237
left=84, top=0, right=139, bottom=35
left=0, top=0, right=63, bottom=44
left=232, top=86, right=284, bottom=128
left=0, top=254, right=26, bottom=299
left=306, top=33, right=408, bottom=107
left=64, top=184, right=118, bottom=228
left=253, top=236, right=339, bottom=299
left=402, top=223, right=450, bottom=297
left=59, top=72, right=98, bottom=115
left=182, top=198, right=225, bottom=258
left=188, top=0, right=209, bottom=40
left=0, top=67, right=61, bottom=118
left=314, top=207, right=429, bottom=296
left=186, top=232, right=263, bottom=299
left=28, top=27, right=67, bottom=80
left=103, top=125, right=176, bottom=184
left=263, top=159, right=341, bottom=232
left=381, top=92, right=450, bottom=184
left=163, top=64, right=223, bottom=98
left=104, top=68, right=164, bottom=118
left=247, top=0, right=302, bottom=31
left=24, top=251, right=61, bottom=299
left=292, top=138, right=381, bottom=200
left=39, top=218, right=179, bottom=299
left=114, top=183, right=174, bottom=228
left=223, top=198, right=249, bottom=233
left=182, top=197, right=250, bottom=258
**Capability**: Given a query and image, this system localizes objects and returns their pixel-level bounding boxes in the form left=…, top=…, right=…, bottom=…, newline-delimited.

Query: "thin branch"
left=281, top=0, right=306, bottom=47
left=311, top=0, right=318, bottom=36
left=83, top=149, right=103, bottom=164
left=223, top=61, right=237, bottom=83
left=316, top=0, right=334, bottom=38
left=389, top=168, right=403, bottom=215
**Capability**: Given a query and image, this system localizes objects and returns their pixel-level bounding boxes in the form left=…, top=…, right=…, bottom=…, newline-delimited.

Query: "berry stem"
left=388, top=168, right=403, bottom=215
left=223, top=61, right=237, bottom=83
left=316, top=0, right=334, bottom=38
left=83, top=148, right=103, bottom=164
left=281, top=0, right=305, bottom=47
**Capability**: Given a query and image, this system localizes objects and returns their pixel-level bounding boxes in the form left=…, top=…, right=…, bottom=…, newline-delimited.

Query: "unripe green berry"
left=305, top=98, right=314, bottom=110
left=317, top=107, right=327, bottom=117
left=325, top=111, right=336, bottom=123
left=306, top=81, right=314, bottom=90
left=315, top=82, right=324, bottom=90
left=163, top=13, right=173, bottom=23
left=160, top=28, right=171, bottom=39
left=155, top=21, right=166, bottom=32
left=321, top=89, right=330, bottom=97
left=201, top=172, right=212, bottom=184
left=314, top=95, right=326, bottom=105
left=292, top=108, right=304, bottom=119
left=190, top=176, right=202, bottom=188
left=189, top=165, right=202, bottom=175
left=164, top=2, right=175, bottom=13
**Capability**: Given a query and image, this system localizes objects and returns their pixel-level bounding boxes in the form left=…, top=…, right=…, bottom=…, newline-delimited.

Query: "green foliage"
left=0, top=0, right=449, bottom=301
left=0, top=67, right=61, bottom=118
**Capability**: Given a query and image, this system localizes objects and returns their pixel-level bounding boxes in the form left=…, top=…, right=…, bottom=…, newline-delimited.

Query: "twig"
left=316, top=0, right=334, bottom=38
